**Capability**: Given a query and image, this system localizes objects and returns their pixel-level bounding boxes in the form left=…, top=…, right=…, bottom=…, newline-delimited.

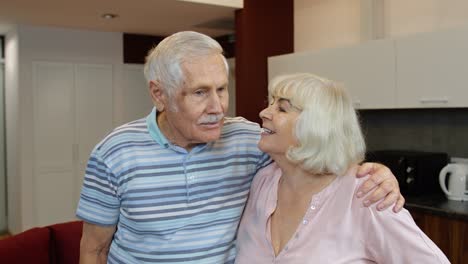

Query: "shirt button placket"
left=184, top=153, right=192, bottom=202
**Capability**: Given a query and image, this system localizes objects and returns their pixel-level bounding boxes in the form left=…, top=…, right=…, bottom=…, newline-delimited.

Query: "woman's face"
left=258, top=96, right=300, bottom=157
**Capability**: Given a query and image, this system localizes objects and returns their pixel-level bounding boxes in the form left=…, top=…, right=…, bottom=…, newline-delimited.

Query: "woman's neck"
left=273, top=155, right=337, bottom=194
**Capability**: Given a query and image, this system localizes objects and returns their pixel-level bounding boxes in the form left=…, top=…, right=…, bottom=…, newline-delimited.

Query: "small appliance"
left=439, top=163, right=468, bottom=201
left=365, top=150, right=449, bottom=196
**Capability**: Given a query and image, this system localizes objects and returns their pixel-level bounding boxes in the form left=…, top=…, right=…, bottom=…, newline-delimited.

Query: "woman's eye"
left=278, top=106, right=286, bottom=112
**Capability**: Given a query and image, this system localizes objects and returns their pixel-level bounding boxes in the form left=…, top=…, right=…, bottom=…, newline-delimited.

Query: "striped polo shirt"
left=76, top=108, right=271, bottom=263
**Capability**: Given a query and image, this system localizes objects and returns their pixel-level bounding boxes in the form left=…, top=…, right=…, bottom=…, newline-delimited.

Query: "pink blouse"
left=235, top=162, right=450, bottom=264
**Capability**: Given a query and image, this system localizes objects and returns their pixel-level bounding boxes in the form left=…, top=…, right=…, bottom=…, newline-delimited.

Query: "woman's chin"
left=258, top=144, right=277, bottom=157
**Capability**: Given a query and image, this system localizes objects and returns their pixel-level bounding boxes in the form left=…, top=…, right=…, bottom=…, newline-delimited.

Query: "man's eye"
left=195, top=90, right=206, bottom=96
left=217, top=87, right=226, bottom=93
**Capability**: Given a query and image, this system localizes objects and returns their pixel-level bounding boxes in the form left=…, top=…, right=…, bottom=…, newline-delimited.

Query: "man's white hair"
left=143, top=31, right=228, bottom=101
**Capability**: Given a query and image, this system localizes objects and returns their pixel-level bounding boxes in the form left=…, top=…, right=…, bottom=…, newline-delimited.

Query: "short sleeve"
left=76, top=147, right=120, bottom=226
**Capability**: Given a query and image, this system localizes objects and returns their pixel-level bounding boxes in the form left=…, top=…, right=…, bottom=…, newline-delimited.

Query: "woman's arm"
left=364, top=207, right=450, bottom=263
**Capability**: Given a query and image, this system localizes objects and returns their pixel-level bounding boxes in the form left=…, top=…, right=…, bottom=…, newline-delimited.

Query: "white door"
left=33, top=62, right=75, bottom=226
left=74, top=64, right=114, bottom=207
left=33, top=62, right=114, bottom=227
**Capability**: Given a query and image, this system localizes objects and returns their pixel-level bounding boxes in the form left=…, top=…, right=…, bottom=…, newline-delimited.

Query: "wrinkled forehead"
left=180, top=54, right=228, bottom=86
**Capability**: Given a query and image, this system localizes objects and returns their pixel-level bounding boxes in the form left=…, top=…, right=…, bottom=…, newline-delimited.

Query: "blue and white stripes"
left=77, top=109, right=270, bottom=263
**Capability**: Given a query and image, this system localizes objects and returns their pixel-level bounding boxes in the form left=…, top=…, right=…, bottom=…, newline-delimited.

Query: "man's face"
left=155, top=54, right=229, bottom=149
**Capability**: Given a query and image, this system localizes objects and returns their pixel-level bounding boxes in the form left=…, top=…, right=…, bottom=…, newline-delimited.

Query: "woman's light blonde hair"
left=268, top=73, right=366, bottom=176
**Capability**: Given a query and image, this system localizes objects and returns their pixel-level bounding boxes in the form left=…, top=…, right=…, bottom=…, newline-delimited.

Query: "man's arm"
left=79, top=222, right=116, bottom=264
left=356, top=162, right=405, bottom=213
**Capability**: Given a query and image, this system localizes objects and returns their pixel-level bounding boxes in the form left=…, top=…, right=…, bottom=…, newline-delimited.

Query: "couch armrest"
left=0, top=227, right=51, bottom=264
left=49, top=220, right=83, bottom=264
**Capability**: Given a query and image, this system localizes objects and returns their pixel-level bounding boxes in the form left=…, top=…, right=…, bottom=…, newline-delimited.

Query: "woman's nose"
left=259, top=107, right=271, bottom=120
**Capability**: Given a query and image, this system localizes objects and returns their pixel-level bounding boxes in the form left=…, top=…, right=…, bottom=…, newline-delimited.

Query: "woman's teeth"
left=261, top=128, right=274, bottom=134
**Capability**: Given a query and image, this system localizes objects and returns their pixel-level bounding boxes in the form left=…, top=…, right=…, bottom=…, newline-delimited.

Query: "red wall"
left=235, top=0, right=294, bottom=123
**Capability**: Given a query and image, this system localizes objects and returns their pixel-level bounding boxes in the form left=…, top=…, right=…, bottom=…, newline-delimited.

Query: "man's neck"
left=156, top=112, right=195, bottom=151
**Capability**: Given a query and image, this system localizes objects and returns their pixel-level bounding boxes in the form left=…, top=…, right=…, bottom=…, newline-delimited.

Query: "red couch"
left=0, top=221, right=83, bottom=264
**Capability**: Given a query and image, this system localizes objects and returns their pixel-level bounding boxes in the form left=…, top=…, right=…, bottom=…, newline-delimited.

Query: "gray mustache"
left=198, top=114, right=224, bottom=124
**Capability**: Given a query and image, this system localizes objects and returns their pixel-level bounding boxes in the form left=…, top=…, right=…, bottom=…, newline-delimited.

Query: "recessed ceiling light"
left=101, top=13, right=118, bottom=19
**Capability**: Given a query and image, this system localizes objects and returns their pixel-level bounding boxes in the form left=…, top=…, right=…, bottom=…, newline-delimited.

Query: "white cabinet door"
left=33, top=62, right=75, bottom=226
left=74, top=64, right=114, bottom=206
left=268, top=39, right=396, bottom=109
left=396, top=27, right=468, bottom=108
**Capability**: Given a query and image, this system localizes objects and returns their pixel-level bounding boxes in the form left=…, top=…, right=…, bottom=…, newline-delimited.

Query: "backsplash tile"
left=359, top=109, right=468, bottom=158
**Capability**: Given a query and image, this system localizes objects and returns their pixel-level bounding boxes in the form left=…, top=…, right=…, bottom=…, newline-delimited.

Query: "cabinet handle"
left=419, top=98, right=448, bottom=104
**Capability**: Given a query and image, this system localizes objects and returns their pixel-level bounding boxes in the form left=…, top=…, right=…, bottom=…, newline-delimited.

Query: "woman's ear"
left=149, top=81, right=166, bottom=112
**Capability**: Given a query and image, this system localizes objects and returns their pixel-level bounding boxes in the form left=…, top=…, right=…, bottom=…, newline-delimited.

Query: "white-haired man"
left=77, top=31, right=404, bottom=264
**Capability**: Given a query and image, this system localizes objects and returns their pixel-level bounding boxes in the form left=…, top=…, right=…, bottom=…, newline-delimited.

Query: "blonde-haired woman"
left=235, top=73, right=449, bottom=263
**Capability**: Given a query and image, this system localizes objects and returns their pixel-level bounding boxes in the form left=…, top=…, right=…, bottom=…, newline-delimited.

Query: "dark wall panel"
left=235, top=1, right=294, bottom=123
left=123, top=33, right=165, bottom=64
left=123, top=33, right=235, bottom=64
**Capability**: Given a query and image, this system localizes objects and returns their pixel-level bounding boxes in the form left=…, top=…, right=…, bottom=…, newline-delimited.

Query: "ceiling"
left=0, top=0, right=239, bottom=37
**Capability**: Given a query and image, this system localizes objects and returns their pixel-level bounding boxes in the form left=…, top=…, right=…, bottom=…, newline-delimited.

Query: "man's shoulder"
left=222, top=116, right=261, bottom=132
left=95, top=118, right=149, bottom=151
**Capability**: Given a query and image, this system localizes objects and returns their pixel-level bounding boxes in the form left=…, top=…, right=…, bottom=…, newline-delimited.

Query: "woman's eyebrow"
left=277, top=98, right=293, bottom=106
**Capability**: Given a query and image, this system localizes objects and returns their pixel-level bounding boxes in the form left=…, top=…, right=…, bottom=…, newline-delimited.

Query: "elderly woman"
left=235, top=73, right=449, bottom=263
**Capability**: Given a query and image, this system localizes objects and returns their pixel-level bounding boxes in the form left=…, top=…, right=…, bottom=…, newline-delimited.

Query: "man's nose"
left=207, top=91, right=223, bottom=113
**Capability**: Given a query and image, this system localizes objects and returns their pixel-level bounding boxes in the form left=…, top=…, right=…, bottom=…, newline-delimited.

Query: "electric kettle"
left=439, top=163, right=468, bottom=201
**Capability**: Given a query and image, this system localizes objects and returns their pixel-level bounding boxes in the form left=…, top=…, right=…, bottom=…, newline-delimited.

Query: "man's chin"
left=200, top=130, right=222, bottom=143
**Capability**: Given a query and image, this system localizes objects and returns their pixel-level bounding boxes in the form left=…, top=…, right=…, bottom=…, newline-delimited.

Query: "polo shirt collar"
left=146, top=107, right=170, bottom=147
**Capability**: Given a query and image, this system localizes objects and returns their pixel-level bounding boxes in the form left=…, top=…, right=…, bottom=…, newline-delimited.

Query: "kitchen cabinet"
left=268, top=39, right=396, bottom=109
left=396, top=27, right=468, bottom=108
left=269, top=26, right=468, bottom=110
left=33, top=61, right=113, bottom=227
left=409, top=210, right=468, bottom=264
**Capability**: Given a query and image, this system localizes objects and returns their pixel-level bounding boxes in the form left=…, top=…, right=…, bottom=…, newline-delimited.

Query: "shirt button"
left=302, top=219, right=308, bottom=225
left=295, top=233, right=299, bottom=239
left=310, top=205, right=316, bottom=210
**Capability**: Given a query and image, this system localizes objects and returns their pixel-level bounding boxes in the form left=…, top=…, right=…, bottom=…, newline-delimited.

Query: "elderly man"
left=77, top=31, right=404, bottom=264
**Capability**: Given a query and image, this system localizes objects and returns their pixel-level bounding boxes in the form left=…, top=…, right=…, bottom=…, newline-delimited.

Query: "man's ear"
left=149, top=81, right=166, bottom=112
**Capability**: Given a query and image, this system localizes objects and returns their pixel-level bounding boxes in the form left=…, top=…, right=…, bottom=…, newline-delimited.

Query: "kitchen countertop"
left=405, top=194, right=468, bottom=221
